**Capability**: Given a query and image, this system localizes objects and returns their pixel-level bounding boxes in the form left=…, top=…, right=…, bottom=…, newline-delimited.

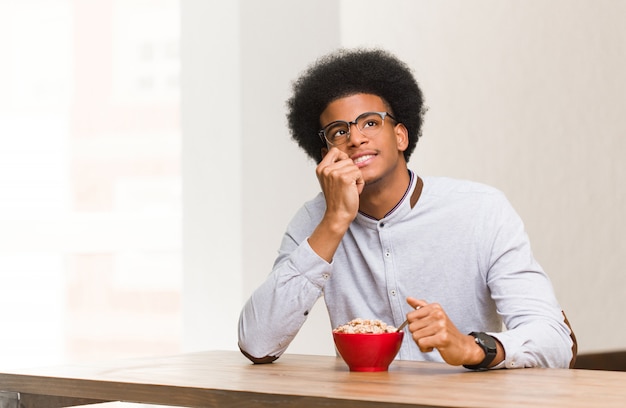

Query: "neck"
left=358, top=169, right=412, bottom=220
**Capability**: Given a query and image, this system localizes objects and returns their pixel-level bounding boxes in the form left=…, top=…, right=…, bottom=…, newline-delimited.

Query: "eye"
left=325, top=123, right=349, bottom=141
left=359, top=113, right=383, bottom=129
left=331, top=128, right=347, bottom=137
left=362, top=119, right=379, bottom=129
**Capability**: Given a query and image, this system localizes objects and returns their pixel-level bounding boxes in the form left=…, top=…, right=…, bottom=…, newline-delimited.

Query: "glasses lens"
left=356, top=112, right=385, bottom=137
left=323, top=122, right=350, bottom=145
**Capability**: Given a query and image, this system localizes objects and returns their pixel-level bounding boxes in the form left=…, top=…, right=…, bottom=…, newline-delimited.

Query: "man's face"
left=319, top=93, right=408, bottom=187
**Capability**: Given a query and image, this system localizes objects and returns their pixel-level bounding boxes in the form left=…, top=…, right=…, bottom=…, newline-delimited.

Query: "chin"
left=361, top=173, right=384, bottom=188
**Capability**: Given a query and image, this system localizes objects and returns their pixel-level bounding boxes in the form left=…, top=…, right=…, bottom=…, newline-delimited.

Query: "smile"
left=353, top=154, right=375, bottom=165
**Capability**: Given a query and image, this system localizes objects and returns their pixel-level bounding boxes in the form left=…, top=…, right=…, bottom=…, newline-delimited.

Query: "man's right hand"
left=316, top=147, right=363, bottom=225
left=308, top=148, right=363, bottom=262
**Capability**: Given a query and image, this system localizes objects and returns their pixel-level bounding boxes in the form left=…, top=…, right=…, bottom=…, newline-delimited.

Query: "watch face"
left=475, top=332, right=497, bottom=352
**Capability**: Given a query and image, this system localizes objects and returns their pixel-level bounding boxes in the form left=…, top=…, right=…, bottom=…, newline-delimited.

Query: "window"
left=0, top=0, right=181, bottom=368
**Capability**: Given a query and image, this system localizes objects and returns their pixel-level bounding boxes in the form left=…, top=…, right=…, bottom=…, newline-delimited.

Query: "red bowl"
left=332, top=331, right=404, bottom=372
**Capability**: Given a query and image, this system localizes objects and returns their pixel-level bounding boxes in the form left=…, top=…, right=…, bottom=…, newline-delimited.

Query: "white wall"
left=182, top=0, right=626, bottom=355
left=181, top=0, right=243, bottom=351
left=181, top=0, right=340, bottom=353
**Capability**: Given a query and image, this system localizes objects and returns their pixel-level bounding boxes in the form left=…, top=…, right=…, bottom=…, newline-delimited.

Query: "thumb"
left=406, top=297, right=428, bottom=309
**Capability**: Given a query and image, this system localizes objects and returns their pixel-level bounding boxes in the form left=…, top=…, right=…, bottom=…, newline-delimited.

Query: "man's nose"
left=348, top=123, right=368, bottom=145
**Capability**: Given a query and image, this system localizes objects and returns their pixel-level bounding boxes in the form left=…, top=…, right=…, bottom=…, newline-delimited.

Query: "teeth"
left=353, top=155, right=374, bottom=164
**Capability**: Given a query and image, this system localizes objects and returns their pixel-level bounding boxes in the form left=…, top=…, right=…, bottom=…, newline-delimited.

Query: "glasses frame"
left=318, top=111, right=397, bottom=146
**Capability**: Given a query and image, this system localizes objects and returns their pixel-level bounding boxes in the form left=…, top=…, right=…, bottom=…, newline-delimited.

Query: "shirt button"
left=390, top=289, right=397, bottom=296
left=322, top=273, right=330, bottom=280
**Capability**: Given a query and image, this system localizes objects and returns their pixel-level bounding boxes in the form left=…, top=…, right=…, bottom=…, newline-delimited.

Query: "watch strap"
left=463, top=332, right=497, bottom=370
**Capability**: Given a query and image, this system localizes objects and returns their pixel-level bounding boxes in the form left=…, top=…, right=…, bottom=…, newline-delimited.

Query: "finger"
left=405, top=297, right=428, bottom=326
left=413, top=331, right=436, bottom=353
left=318, top=164, right=362, bottom=188
left=415, top=337, right=435, bottom=353
left=318, top=158, right=363, bottom=188
left=406, top=297, right=428, bottom=310
left=318, top=154, right=357, bottom=177
left=355, top=172, right=364, bottom=194
left=411, top=320, right=446, bottom=354
left=320, top=147, right=349, bottom=164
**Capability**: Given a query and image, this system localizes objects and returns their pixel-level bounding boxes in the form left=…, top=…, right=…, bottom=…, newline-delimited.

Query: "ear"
left=395, top=123, right=409, bottom=152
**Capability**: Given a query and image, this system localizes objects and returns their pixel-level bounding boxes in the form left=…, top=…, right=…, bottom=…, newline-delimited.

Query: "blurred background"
left=0, top=0, right=181, bottom=368
left=0, top=0, right=625, bottom=372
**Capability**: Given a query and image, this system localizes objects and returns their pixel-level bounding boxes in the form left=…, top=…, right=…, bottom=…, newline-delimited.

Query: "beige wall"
left=183, top=0, right=626, bottom=356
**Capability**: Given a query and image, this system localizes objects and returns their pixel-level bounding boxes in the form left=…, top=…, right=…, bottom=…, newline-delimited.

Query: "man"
left=238, top=48, right=576, bottom=369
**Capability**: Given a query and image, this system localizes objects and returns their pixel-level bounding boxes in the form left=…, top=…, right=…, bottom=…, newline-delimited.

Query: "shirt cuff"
left=289, top=238, right=333, bottom=288
left=488, top=332, right=523, bottom=369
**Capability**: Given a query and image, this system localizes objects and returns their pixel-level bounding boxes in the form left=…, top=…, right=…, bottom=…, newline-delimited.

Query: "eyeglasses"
left=318, top=111, right=397, bottom=146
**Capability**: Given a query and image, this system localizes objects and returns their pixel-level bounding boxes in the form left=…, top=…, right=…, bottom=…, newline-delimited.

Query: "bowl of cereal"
left=332, top=318, right=404, bottom=372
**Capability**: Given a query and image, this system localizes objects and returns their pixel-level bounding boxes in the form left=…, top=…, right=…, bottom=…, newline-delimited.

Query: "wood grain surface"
left=1, top=350, right=625, bottom=407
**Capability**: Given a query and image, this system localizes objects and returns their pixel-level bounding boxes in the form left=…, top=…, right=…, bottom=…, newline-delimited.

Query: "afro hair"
left=286, top=48, right=426, bottom=164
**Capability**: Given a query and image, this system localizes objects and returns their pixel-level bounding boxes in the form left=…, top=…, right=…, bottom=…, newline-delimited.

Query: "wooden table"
left=1, top=350, right=625, bottom=408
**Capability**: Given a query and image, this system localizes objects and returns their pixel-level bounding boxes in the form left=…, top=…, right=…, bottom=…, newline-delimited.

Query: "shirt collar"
left=356, top=170, right=418, bottom=227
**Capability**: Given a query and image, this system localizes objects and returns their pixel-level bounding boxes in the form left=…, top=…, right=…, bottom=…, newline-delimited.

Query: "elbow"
left=239, top=345, right=279, bottom=364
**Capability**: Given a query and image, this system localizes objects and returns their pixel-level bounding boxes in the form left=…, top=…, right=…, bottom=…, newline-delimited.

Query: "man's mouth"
left=353, top=154, right=375, bottom=165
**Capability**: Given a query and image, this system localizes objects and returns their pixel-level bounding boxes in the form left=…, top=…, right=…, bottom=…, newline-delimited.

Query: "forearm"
left=238, top=243, right=328, bottom=362
left=490, top=318, right=574, bottom=369
left=307, top=213, right=350, bottom=263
